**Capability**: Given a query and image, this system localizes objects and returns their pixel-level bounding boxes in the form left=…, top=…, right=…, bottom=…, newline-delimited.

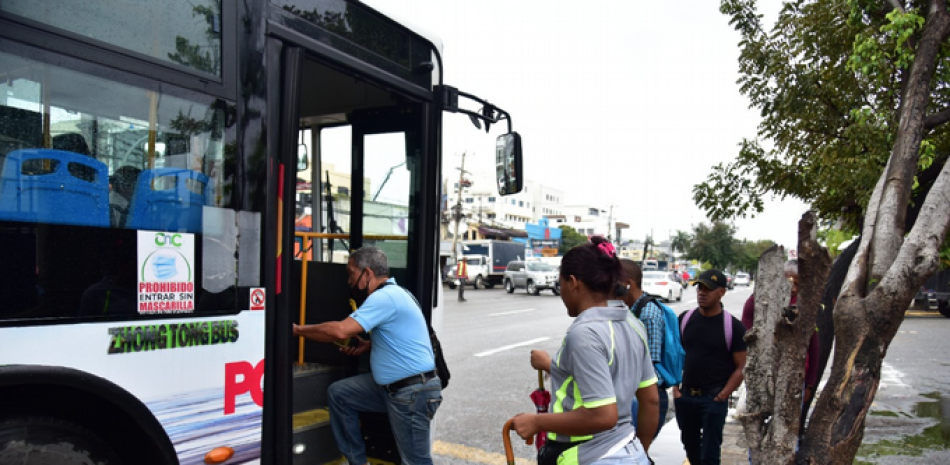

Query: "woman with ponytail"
left=509, top=236, right=659, bottom=465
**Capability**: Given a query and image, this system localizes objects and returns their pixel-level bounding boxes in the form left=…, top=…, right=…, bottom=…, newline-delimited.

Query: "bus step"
left=293, top=362, right=345, bottom=414
left=292, top=408, right=343, bottom=464
left=360, top=412, right=402, bottom=464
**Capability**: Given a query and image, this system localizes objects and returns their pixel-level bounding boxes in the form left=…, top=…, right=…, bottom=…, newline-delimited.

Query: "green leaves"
left=700, top=0, right=950, bottom=233
left=558, top=226, right=590, bottom=254
left=686, top=222, right=742, bottom=271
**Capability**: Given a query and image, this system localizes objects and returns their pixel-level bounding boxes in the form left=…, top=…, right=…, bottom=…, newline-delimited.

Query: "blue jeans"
left=328, top=373, right=442, bottom=465
left=631, top=387, right=669, bottom=438
left=674, top=388, right=728, bottom=465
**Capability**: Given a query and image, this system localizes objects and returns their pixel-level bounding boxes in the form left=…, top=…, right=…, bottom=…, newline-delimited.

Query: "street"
left=431, top=284, right=950, bottom=464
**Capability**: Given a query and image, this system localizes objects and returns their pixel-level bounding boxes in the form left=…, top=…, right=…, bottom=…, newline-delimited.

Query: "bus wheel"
left=0, top=416, right=121, bottom=465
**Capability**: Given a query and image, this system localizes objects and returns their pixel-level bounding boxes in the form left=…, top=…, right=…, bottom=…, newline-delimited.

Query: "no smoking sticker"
left=250, top=288, right=266, bottom=311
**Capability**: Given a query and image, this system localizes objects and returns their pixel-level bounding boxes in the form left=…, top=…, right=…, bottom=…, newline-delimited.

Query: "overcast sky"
left=366, top=0, right=809, bottom=250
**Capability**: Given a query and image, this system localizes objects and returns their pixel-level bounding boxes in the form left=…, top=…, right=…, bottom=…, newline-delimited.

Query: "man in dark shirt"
left=673, top=269, right=747, bottom=465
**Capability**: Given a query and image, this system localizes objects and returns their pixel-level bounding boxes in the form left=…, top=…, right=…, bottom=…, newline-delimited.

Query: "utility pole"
left=607, top=205, right=617, bottom=244
left=449, top=152, right=470, bottom=262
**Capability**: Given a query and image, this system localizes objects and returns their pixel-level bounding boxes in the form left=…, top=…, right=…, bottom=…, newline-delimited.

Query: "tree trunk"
left=798, top=2, right=950, bottom=463
left=741, top=213, right=830, bottom=464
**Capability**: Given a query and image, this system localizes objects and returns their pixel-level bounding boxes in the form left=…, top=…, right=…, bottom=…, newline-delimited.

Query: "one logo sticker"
left=250, top=288, right=266, bottom=311
left=138, top=231, right=196, bottom=314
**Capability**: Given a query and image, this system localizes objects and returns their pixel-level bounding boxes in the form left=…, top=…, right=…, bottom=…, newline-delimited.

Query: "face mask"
left=349, top=269, right=369, bottom=306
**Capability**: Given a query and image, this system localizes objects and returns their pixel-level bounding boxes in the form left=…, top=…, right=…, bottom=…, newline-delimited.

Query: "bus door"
left=285, top=50, right=426, bottom=464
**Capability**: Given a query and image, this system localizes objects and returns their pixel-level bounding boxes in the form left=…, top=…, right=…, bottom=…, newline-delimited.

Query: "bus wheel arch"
left=0, top=366, right=177, bottom=465
left=0, top=415, right=122, bottom=464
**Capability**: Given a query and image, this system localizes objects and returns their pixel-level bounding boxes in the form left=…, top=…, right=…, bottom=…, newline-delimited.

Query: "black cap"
left=691, top=269, right=728, bottom=290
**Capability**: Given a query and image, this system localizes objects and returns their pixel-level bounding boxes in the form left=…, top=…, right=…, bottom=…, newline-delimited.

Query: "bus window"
left=0, top=45, right=241, bottom=321
left=1, top=0, right=223, bottom=76
left=362, top=132, right=412, bottom=269
left=294, top=126, right=353, bottom=264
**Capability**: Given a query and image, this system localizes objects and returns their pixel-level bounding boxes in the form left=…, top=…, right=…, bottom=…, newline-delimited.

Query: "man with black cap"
left=673, top=269, right=747, bottom=465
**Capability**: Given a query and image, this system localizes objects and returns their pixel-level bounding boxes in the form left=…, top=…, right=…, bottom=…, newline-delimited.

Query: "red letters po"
left=224, top=359, right=265, bottom=414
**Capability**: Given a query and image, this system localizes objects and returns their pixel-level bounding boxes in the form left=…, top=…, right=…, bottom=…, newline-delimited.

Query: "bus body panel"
left=0, top=311, right=266, bottom=464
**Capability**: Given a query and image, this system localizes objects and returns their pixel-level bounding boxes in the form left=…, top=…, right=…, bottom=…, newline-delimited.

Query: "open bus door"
left=272, top=38, right=434, bottom=463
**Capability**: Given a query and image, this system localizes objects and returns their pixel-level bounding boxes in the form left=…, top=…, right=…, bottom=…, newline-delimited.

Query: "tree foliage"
left=670, top=230, right=692, bottom=261
left=711, top=1, right=950, bottom=463
left=732, top=238, right=777, bottom=275
left=558, top=225, right=589, bottom=254
left=686, top=222, right=738, bottom=270
left=818, top=227, right=857, bottom=257
left=695, top=0, right=950, bottom=231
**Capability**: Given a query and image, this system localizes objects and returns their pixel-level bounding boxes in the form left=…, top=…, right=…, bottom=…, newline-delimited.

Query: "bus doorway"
left=285, top=53, right=430, bottom=464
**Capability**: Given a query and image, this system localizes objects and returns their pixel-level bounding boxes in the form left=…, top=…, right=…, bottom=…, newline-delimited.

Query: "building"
left=441, top=170, right=565, bottom=239
left=548, top=205, right=628, bottom=242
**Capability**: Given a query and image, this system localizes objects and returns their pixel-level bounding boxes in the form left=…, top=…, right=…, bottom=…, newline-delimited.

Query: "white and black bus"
left=0, top=1, right=522, bottom=463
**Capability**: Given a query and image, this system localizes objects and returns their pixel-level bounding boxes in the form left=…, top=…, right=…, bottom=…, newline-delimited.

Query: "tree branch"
left=924, top=107, right=950, bottom=130
left=868, top=0, right=950, bottom=281
left=901, top=151, right=950, bottom=279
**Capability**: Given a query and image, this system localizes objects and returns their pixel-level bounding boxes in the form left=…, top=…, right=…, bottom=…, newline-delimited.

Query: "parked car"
left=504, top=260, right=560, bottom=295
left=642, top=271, right=683, bottom=302
left=913, top=268, right=950, bottom=317
left=724, top=273, right=736, bottom=289
left=734, top=272, right=751, bottom=286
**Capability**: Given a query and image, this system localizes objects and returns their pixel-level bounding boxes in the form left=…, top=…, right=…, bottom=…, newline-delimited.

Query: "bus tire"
left=0, top=416, right=122, bottom=465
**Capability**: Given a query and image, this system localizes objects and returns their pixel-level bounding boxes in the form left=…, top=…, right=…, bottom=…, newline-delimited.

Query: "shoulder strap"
left=681, top=307, right=734, bottom=352
left=680, top=308, right=697, bottom=334
left=377, top=282, right=431, bottom=329
left=723, top=309, right=733, bottom=352
left=631, top=295, right=655, bottom=319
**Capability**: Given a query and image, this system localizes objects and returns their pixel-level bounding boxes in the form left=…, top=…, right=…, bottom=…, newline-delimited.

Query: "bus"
left=0, top=1, right=523, bottom=464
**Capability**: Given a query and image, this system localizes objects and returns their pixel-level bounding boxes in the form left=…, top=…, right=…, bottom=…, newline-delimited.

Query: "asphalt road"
left=431, top=283, right=756, bottom=464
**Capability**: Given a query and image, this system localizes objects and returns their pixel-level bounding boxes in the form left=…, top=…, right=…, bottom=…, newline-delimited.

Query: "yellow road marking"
left=433, top=440, right=537, bottom=465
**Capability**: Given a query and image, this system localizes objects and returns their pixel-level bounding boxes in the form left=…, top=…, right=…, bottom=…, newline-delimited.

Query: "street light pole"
left=449, top=152, right=469, bottom=261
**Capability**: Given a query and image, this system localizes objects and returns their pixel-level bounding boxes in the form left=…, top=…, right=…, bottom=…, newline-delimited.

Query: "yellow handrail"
left=294, top=232, right=409, bottom=364
left=297, top=234, right=310, bottom=365
left=294, top=232, right=409, bottom=241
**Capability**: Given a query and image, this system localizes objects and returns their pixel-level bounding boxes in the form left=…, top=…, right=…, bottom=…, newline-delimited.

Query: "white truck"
left=445, top=240, right=525, bottom=289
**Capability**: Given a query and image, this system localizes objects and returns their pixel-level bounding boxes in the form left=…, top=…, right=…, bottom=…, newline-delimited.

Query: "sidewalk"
left=648, top=407, right=747, bottom=465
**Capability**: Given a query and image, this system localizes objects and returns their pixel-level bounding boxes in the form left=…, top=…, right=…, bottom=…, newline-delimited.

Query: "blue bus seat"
left=0, top=148, right=109, bottom=227
left=127, top=168, right=211, bottom=233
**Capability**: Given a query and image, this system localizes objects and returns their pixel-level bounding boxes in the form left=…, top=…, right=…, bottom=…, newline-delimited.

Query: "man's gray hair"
left=350, top=246, right=390, bottom=277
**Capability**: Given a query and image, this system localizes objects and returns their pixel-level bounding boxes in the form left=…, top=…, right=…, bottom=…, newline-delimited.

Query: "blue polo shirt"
left=351, top=278, right=435, bottom=385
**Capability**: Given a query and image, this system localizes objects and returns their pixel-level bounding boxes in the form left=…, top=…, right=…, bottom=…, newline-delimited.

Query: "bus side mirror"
left=496, top=132, right=523, bottom=196
left=297, top=143, right=309, bottom=171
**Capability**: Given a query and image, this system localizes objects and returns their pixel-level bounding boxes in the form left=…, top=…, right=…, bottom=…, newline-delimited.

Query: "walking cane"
left=503, top=418, right=533, bottom=465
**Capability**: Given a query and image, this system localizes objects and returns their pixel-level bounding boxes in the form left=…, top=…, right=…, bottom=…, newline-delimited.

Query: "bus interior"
left=289, top=55, right=425, bottom=464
